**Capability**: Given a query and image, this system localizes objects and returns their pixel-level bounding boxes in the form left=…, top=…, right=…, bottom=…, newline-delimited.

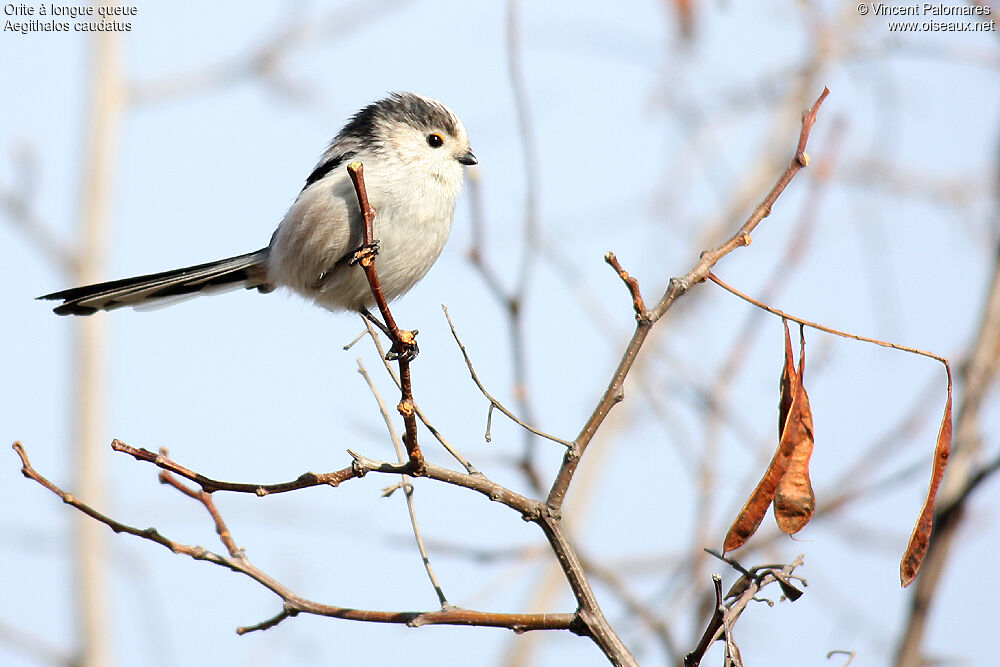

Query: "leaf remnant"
left=899, top=371, right=952, bottom=587
left=724, top=321, right=815, bottom=552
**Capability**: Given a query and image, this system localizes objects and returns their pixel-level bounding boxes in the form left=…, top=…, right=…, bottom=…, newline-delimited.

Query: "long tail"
left=39, top=249, right=271, bottom=316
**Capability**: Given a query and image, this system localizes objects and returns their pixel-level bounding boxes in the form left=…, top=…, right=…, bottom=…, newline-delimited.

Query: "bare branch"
left=454, top=0, right=547, bottom=494
left=707, top=272, right=950, bottom=367
left=684, top=575, right=725, bottom=667
left=604, top=252, right=647, bottom=320
left=14, top=442, right=576, bottom=635
left=546, top=88, right=831, bottom=511
left=360, top=320, right=478, bottom=473
left=347, top=161, right=423, bottom=472
left=443, top=306, right=572, bottom=448
left=157, top=458, right=244, bottom=560
left=686, top=555, right=807, bottom=666
left=112, top=440, right=359, bottom=495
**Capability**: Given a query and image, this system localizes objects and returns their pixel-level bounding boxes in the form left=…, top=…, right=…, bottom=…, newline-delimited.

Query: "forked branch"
left=546, top=87, right=831, bottom=510
left=347, top=161, right=424, bottom=473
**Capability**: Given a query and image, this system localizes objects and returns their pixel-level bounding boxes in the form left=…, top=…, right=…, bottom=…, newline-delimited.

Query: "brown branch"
left=691, top=116, right=846, bottom=587
left=156, top=456, right=244, bottom=560
left=684, top=575, right=725, bottom=667
left=546, top=87, right=831, bottom=511
left=110, top=439, right=541, bottom=518
left=346, top=161, right=423, bottom=474
left=237, top=606, right=297, bottom=635
left=576, top=554, right=681, bottom=661
left=686, top=555, right=806, bottom=666
left=20, top=396, right=636, bottom=662
left=14, top=441, right=578, bottom=636
left=112, top=439, right=359, bottom=495
left=347, top=162, right=399, bottom=338
left=648, top=86, right=830, bottom=323
left=604, top=252, right=647, bottom=320
left=84, top=438, right=632, bottom=659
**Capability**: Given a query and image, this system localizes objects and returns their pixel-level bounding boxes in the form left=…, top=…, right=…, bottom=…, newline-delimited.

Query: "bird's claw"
left=386, top=329, right=419, bottom=362
left=349, top=240, right=380, bottom=266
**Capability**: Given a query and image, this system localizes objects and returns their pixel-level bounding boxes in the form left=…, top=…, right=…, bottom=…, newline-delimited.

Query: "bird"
left=39, top=92, right=477, bottom=320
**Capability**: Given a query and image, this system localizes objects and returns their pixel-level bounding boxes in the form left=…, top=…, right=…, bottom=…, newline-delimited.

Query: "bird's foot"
left=349, top=240, right=380, bottom=267
left=387, top=329, right=419, bottom=362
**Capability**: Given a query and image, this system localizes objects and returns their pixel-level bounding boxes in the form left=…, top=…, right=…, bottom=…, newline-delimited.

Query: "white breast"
left=266, top=158, right=462, bottom=312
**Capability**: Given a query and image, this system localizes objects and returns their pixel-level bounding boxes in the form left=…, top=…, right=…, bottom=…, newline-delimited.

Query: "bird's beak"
left=457, top=150, right=477, bottom=166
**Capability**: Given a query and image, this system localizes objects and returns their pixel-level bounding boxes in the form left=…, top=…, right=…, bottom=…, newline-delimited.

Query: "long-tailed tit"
left=40, top=92, right=477, bottom=316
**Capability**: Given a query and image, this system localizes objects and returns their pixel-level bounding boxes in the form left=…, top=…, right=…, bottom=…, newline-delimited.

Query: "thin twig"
left=346, top=162, right=398, bottom=338
left=360, top=320, right=477, bottom=473
left=827, top=649, right=857, bottom=667
left=453, top=0, right=546, bottom=494
left=358, top=360, right=449, bottom=608
left=112, top=439, right=538, bottom=516
left=237, top=606, right=296, bottom=635
left=707, top=272, right=950, bottom=366
left=443, top=306, right=572, bottom=448
left=686, top=555, right=806, bottom=666
left=401, top=481, right=449, bottom=608
left=158, top=466, right=244, bottom=560
left=649, top=86, right=831, bottom=325
left=357, top=359, right=405, bottom=458
left=604, top=252, right=647, bottom=320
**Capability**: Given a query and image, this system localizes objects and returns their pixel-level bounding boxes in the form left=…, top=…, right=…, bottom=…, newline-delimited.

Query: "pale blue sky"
left=2, top=2, right=999, bottom=665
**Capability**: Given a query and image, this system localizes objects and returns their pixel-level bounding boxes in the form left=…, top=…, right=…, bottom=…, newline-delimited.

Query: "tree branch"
left=546, top=87, right=831, bottom=511
left=347, top=161, right=423, bottom=473
left=14, top=441, right=577, bottom=635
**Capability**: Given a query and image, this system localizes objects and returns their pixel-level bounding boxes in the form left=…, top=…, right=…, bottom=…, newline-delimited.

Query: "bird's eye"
left=426, top=133, right=444, bottom=148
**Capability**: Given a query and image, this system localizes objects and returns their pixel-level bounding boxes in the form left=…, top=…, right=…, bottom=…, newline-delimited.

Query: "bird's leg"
left=360, top=308, right=391, bottom=337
